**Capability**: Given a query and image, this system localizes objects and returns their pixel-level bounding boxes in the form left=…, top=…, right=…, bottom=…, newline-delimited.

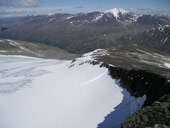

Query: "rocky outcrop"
left=99, top=63, right=170, bottom=128
left=107, top=66, right=170, bottom=128
left=122, top=94, right=170, bottom=128
left=107, top=66, right=170, bottom=107
left=147, top=124, right=170, bottom=128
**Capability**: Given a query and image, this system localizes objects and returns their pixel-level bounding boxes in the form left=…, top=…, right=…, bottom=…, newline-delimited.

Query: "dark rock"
left=122, top=94, right=170, bottom=128
left=142, top=115, right=149, bottom=122
left=1, top=27, right=8, bottom=31
left=108, top=66, right=170, bottom=107
left=160, top=102, right=169, bottom=109
left=97, top=63, right=170, bottom=128
left=146, top=124, right=170, bottom=128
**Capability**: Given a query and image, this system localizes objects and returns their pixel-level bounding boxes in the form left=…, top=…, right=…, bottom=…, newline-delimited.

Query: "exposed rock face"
left=108, top=66, right=170, bottom=107
left=89, top=46, right=170, bottom=127
left=98, top=62, right=170, bottom=128
left=108, top=66, right=170, bottom=128
left=122, top=94, right=170, bottom=128
left=147, top=124, right=170, bottom=128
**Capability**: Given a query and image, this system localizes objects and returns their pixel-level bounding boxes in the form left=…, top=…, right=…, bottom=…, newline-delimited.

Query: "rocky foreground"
left=94, top=46, right=170, bottom=128
left=122, top=94, right=170, bottom=128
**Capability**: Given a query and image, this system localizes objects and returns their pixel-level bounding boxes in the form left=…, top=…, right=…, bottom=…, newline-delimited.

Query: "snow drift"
left=0, top=53, right=145, bottom=128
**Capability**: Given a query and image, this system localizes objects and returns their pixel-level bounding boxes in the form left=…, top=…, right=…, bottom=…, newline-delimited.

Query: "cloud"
left=0, top=7, right=66, bottom=18
left=0, top=0, right=15, bottom=7
left=0, top=9, right=31, bottom=17
left=17, top=0, right=41, bottom=7
left=130, top=8, right=170, bottom=15
left=0, top=0, right=41, bottom=8
left=74, top=6, right=84, bottom=9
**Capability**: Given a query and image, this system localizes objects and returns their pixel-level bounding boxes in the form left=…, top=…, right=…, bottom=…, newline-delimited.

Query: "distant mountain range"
left=0, top=8, right=170, bottom=54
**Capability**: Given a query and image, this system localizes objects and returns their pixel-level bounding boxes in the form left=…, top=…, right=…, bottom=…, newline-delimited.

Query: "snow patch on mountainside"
left=47, top=12, right=56, bottom=16
left=129, top=14, right=139, bottom=22
left=0, top=53, right=146, bottom=128
left=76, top=49, right=109, bottom=62
left=48, top=18, right=56, bottom=23
left=158, top=25, right=170, bottom=32
left=0, top=50, right=7, bottom=52
left=93, top=13, right=104, bottom=22
left=67, top=16, right=74, bottom=20
left=165, top=63, right=170, bottom=68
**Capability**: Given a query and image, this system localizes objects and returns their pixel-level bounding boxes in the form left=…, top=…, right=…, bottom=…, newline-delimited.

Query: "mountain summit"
left=104, top=8, right=129, bottom=19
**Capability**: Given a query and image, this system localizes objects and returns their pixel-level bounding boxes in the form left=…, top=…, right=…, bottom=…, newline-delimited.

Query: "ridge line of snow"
left=80, top=70, right=107, bottom=86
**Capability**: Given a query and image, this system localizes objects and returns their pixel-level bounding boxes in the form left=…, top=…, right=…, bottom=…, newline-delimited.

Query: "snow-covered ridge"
left=0, top=53, right=146, bottom=128
left=104, top=8, right=129, bottom=19
left=77, top=49, right=109, bottom=62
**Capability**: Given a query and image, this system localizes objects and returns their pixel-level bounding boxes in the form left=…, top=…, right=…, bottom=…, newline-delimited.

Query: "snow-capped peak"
left=104, top=8, right=129, bottom=19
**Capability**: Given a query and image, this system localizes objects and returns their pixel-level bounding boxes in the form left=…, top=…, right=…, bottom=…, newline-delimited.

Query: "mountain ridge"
left=0, top=8, right=170, bottom=54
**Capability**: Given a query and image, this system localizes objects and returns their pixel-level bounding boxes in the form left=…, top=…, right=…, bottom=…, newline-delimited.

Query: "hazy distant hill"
left=0, top=38, right=78, bottom=59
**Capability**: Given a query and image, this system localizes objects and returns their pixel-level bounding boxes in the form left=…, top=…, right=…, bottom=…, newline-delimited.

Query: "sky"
left=0, top=0, right=170, bottom=17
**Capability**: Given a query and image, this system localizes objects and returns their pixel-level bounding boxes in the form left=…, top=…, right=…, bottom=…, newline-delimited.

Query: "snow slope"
left=0, top=54, right=145, bottom=128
